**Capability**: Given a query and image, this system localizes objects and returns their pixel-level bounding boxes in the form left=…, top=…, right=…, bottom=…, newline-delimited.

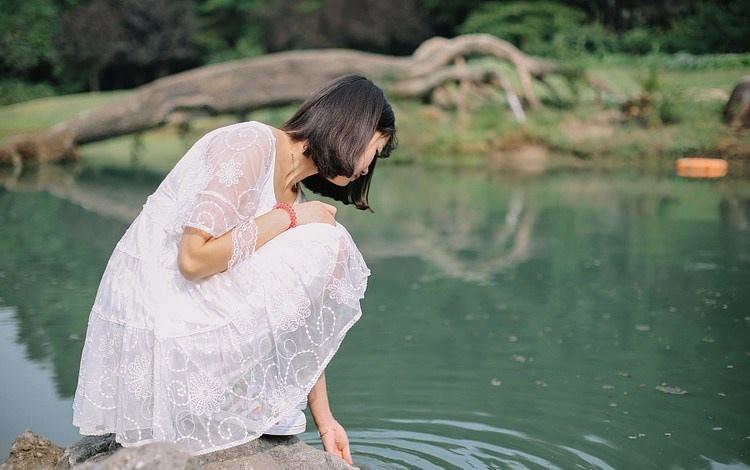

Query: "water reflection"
left=1, top=163, right=749, bottom=467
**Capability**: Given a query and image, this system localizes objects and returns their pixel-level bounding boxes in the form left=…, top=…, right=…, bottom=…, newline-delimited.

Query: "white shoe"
left=264, top=407, right=307, bottom=435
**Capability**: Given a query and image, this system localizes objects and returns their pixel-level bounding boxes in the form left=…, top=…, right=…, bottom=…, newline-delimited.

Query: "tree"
left=114, top=0, right=198, bottom=80
left=59, top=0, right=123, bottom=92
left=0, top=0, right=60, bottom=79
left=458, top=1, right=588, bottom=57
left=258, top=0, right=433, bottom=55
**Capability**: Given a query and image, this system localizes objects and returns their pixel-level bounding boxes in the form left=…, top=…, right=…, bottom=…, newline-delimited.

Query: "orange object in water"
left=675, top=157, right=728, bottom=178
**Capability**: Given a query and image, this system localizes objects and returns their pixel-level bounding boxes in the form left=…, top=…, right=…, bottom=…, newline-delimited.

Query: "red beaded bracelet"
left=273, top=201, right=297, bottom=229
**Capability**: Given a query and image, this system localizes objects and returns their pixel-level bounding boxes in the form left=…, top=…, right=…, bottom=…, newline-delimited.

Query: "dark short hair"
left=281, top=74, right=398, bottom=212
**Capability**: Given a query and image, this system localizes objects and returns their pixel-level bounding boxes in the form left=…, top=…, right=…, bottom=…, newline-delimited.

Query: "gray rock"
left=75, top=442, right=196, bottom=470
left=3, top=431, right=358, bottom=470
left=0, top=429, right=65, bottom=470
left=194, top=435, right=356, bottom=470
left=55, top=433, right=121, bottom=468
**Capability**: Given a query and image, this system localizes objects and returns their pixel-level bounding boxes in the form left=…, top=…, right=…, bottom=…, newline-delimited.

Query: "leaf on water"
left=655, top=383, right=688, bottom=395
left=511, top=354, right=527, bottom=363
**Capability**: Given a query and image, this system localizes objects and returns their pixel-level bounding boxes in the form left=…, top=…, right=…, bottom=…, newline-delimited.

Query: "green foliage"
left=580, top=52, right=750, bottom=72
left=0, top=79, right=56, bottom=106
left=551, top=23, right=618, bottom=57
left=619, top=28, right=662, bottom=55
left=635, top=60, right=683, bottom=126
left=656, top=93, right=681, bottom=125
left=297, top=0, right=324, bottom=14
left=418, top=0, right=485, bottom=33
left=129, top=132, right=146, bottom=169
left=659, top=52, right=750, bottom=70
left=458, top=0, right=749, bottom=58
left=196, top=0, right=271, bottom=63
left=458, top=1, right=587, bottom=56
left=0, top=0, right=61, bottom=76
left=663, top=0, right=750, bottom=54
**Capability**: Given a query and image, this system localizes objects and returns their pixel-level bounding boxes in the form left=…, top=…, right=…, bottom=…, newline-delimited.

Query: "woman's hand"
left=318, top=417, right=353, bottom=465
left=293, top=201, right=337, bottom=226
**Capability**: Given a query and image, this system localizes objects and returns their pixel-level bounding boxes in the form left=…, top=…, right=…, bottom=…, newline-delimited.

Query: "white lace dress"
left=71, top=120, right=371, bottom=455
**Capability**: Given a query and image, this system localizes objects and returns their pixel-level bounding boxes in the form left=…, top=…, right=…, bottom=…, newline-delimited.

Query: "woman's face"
left=327, top=131, right=389, bottom=187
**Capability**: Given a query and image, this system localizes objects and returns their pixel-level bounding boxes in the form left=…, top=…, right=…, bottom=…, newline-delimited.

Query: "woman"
left=71, top=74, right=397, bottom=464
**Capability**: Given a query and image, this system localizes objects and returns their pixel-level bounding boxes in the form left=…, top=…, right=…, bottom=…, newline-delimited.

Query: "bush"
left=619, top=28, right=662, bottom=55
left=552, top=23, right=620, bottom=58
left=0, top=79, right=57, bottom=106
left=663, top=0, right=750, bottom=54
left=458, top=1, right=587, bottom=57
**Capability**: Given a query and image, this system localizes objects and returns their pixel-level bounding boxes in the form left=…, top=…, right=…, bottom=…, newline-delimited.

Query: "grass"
left=0, top=91, right=131, bottom=133
left=0, top=54, right=748, bottom=175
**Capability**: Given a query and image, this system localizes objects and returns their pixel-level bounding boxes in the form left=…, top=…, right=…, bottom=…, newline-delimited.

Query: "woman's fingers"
left=325, top=203, right=337, bottom=216
left=342, top=443, right=353, bottom=464
left=320, top=419, right=353, bottom=465
left=323, top=436, right=345, bottom=460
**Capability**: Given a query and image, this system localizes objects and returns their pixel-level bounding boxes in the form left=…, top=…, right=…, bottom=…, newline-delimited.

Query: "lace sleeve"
left=184, top=122, right=274, bottom=267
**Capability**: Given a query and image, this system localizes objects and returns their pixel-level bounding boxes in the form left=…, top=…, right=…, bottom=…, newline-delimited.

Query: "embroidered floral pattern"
left=188, top=371, right=226, bottom=416
left=269, top=288, right=312, bottom=332
left=228, top=217, right=259, bottom=269
left=125, top=353, right=152, bottom=399
left=216, top=158, right=243, bottom=186
left=97, top=332, right=116, bottom=357
left=326, top=277, right=357, bottom=305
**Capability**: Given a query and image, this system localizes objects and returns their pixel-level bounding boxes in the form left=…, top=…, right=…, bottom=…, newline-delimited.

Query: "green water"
left=0, top=164, right=748, bottom=469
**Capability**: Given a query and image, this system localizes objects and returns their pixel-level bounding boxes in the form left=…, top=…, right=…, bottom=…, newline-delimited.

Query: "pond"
left=0, top=162, right=749, bottom=469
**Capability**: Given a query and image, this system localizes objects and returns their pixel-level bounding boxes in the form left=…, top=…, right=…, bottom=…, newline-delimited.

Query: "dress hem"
left=72, top=308, right=363, bottom=457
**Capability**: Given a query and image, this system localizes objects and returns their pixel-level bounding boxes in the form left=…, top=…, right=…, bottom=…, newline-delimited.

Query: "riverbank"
left=0, top=55, right=748, bottom=176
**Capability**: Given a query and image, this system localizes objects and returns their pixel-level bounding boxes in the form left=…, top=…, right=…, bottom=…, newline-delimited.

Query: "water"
left=0, top=163, right=748, bottom=468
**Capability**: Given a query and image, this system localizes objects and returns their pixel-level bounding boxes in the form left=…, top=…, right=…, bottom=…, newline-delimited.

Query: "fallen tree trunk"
left=0, top=33, right=561, bottom=167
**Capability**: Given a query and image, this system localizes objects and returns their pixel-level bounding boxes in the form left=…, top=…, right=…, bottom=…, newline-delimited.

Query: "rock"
left=55, top=434, right=122, bottom=468
left=74, top=443, right=196, bottom=470
left=0, top=429, right=65, bottom=470
left=723, top=76, right=750, bottom=129
left=3, top=432, right=357, bottom=470
left=194, top=435, right=355, bottom=470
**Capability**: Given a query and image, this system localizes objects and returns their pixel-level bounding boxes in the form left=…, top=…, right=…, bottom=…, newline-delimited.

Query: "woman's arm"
left=178, top=207, right=292, bottom=281
left=308, top=372, right=335, bottom=431
left=310, top=372, right=353, bottom=464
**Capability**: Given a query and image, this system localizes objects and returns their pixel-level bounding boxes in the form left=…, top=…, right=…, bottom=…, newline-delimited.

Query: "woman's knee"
left=293, top=222, right=344, bottom=244
left=262, top=221, right=344, bottom=257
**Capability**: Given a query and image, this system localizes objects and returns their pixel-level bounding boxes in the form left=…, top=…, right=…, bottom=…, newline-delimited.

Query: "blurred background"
left=0, top=1, right=749, bottom=468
